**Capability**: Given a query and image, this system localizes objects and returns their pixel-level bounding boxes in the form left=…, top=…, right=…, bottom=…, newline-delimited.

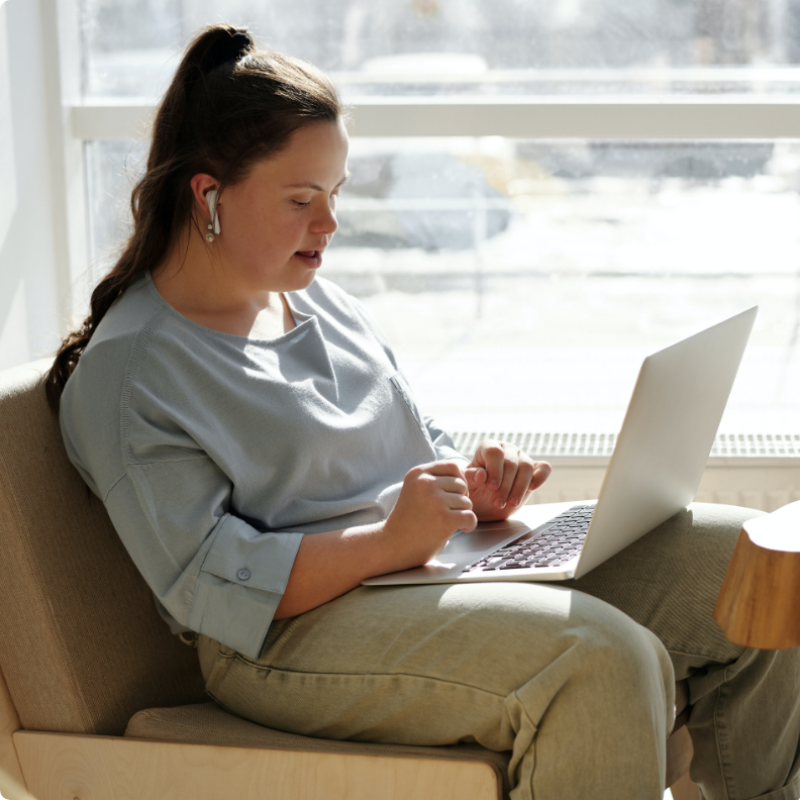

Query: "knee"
left=508, top=604, right=676, bottom=747
left=686, top=502, right=764, bottom=558
left=568, top=600, right=675, bottom=717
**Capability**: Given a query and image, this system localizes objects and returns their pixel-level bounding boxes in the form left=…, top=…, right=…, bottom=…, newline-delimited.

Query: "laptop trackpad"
left=438, top=518, right=532, bottom=558
left=361, top=519, right=533, bottom=584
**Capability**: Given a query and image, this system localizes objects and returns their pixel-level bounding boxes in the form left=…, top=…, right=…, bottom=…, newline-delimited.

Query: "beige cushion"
left=126, top=702, right=511, bottom=799
left=0, top=360, right=206, bottom=735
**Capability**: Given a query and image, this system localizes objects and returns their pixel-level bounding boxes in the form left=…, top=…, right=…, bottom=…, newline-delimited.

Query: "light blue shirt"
left=59, top=274, right=464, bottom=659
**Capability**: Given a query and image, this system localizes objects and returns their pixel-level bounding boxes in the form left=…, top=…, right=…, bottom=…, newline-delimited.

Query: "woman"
left=47, top=24, right=800, bottom=800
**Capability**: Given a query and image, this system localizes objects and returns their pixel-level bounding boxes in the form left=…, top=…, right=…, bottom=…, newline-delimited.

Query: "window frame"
left=51, top=0, right=800, bottom=323
left=73, top=95, right=800, bottom=141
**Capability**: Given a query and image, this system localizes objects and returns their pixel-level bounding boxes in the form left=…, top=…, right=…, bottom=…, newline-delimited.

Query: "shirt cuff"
left=188, top=515, right=303, bottom=660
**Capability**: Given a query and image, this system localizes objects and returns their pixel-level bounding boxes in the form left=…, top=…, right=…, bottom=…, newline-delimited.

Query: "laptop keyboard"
left=464, top=504, right=595, bottom=573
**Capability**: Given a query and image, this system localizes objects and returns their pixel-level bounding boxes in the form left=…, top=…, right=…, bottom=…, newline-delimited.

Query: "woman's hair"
left=45, top=23, right=342, bottom=411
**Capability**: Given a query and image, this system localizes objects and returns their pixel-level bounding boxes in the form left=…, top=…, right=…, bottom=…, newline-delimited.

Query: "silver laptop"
left=363, top=306, right=757, bottom=587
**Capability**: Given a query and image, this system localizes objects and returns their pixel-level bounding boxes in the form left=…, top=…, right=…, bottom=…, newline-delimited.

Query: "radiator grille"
left=450, top=431, right=800, bottom=459
left=452, top=431, right=617, bottom=457
left=712, top=433, right=800, bottom=457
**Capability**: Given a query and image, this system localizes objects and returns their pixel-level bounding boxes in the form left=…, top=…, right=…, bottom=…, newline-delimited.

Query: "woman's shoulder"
left=71, top=276, right=167, bottom=392
left=81, top=272, right=231, bottom=382
left=59, top=276, right=165, bottom=495
left=61, top=273, right=204, bottom=433
left=84, top=273, right=162, bottom=349
left=59, top=274, right=213, bottom=493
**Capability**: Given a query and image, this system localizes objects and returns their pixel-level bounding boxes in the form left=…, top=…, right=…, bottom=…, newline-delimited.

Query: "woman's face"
left=210, top=119, right=349, bottom=295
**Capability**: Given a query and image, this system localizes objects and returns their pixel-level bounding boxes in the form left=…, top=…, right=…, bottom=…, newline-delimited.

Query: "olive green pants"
left=198, top=504, right=800, bottom=800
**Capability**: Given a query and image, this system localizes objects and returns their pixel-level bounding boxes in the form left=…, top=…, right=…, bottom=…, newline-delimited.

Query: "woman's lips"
left=295, top=250, right=322, bottom=268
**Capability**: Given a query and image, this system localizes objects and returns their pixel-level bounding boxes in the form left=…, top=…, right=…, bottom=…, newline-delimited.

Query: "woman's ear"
left=190, top=174, right=221, bottom=240
left=190, top=174, right=219, bottom=217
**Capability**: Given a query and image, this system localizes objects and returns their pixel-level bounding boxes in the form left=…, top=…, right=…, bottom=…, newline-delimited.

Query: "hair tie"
left=205, top=31, right=252, bottom=72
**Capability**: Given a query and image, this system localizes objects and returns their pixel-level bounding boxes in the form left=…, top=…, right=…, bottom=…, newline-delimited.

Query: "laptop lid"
left=572, top=305, right=758, bottom=578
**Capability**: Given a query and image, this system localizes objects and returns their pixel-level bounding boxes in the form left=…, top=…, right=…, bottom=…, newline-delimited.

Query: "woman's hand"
left=382, top=461, right=478, bottom=569
left=277, top=462, right=477, bottom=619
left=464, top=440, right=551, bottom=521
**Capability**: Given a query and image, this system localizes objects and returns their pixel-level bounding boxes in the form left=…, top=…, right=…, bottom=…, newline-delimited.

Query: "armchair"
left=0, top=359, right=693, bottom=799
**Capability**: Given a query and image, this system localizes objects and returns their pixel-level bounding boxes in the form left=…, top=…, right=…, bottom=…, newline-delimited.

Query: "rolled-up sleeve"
left=189, top=515, right=302, bottom=658
left=106, top=455, right=302, bottom=660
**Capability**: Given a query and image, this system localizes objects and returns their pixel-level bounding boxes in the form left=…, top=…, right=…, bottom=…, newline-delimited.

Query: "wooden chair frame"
left=0, top=662, right=499, bottom=800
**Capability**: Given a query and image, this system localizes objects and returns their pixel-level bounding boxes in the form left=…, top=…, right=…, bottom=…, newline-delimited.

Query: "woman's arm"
left=275, top=460, right=476, bottom=618
left=276, top=443, right=553, bottom=618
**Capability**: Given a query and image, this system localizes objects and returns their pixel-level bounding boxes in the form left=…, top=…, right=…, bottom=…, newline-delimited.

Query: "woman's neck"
left=151, top=230, right=296, bottom=339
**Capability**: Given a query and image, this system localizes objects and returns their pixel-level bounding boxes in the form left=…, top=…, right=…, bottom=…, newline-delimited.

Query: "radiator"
left=450, top=432, right=800, bottom=513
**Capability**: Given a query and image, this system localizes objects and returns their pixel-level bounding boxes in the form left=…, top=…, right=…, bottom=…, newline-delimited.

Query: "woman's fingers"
left=465, top=467, right=486, bottom=488
left=436, top=475, right=469, bottom=497
left=445, top=491, right=473, bottom=510
left=476, top=441, right=506, bottom=491
left=494, top=449, right=521, bottom=508
left=506, top=459, right=535, bottom=508
left=530, top=462, right=552, bottom=491
left=507, top=461, right=552, bottom=507
left=470, top=441, right=553, bottom=511
left=451, top=508, right=478, bottom=532
left=387, top=462, right=483, bottom=567
left=422, top=460, right=466, bottom=477
left=413, top=462, right=475, bottom=512
left=475, top=440, right=525, bottom=508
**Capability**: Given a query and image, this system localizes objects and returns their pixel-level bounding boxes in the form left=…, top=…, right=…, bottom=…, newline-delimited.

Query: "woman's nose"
left=311, top=201, right=338, bottom=235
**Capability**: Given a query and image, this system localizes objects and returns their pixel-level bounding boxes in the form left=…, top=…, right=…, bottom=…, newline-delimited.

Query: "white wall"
left=0, top=0, right=62, bottom=371
left=0, top=7, right=17, bottom=252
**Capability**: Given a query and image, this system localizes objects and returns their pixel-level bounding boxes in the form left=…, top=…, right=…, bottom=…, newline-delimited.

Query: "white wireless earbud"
left=205, top=189, right=221, bottom=241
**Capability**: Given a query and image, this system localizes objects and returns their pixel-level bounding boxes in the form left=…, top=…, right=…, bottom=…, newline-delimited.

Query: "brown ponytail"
left=45, top=23, right=343, bottom=411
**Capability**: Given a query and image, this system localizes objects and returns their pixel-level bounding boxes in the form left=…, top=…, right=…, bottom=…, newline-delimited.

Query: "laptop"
left=363, top=306, right=758, bottom=587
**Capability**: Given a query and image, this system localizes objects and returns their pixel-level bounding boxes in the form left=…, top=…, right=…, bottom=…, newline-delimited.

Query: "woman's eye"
left=293, top=200, right=310, bottom=208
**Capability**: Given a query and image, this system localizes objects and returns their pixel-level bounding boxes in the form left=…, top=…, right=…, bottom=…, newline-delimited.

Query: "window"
left=81, top=0, right=800, bottom=98
left=74, top=0, right=800, bottom=434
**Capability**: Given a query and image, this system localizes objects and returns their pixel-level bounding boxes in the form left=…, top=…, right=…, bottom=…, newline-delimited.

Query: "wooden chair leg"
left=670, top=769, right=701, bottom=800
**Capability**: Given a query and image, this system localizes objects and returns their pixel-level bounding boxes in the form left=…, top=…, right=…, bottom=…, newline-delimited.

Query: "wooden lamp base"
left=714, top=500, right=800, bottom=650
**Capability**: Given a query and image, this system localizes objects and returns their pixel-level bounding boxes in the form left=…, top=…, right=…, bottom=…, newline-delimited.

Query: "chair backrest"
left=0, top=360, right=205, bottom=736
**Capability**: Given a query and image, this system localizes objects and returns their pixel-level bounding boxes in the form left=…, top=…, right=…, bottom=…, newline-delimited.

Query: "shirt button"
left=236, top=568, right=251, bottom=582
